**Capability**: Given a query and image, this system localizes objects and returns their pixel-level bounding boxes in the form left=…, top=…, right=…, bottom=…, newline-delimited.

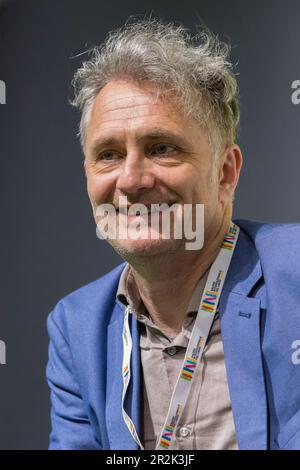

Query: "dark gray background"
left=0, top=0, right=299, bottom=449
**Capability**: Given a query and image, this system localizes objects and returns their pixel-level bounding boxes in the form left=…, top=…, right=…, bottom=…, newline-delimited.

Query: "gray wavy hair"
left=71, top=19, right=240, bottom=158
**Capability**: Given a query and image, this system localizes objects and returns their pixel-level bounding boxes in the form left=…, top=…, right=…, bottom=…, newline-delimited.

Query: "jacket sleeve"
left=46, top=303, right=102, bottom=450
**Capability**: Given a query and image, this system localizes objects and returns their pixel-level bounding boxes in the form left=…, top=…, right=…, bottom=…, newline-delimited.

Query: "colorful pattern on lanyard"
left=121, top=221, right=240, bottom=450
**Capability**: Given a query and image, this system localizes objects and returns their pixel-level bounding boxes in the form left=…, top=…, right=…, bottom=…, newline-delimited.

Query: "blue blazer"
left=46, top=219, right=300, bottom=450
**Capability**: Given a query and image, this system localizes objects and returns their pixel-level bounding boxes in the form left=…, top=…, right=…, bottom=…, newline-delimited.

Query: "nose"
left=116, top=153, right=155, bottom=196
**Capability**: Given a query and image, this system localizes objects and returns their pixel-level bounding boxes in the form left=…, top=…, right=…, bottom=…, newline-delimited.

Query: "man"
left=46, top=19, right=300, bottom=450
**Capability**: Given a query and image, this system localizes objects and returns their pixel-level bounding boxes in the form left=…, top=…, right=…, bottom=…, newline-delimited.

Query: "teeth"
left=118, top=203, right=174, bottom=215
left=139, top=207, right=149, bottom=215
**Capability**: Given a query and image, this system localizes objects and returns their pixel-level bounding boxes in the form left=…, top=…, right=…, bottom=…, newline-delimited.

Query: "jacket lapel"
left=106, top=302, right=141, bottom=450
left=219, top=226, right=268, bottom=449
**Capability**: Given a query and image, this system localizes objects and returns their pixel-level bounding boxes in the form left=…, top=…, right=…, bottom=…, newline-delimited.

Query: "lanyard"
left=121, top=221, right=240, bottom=450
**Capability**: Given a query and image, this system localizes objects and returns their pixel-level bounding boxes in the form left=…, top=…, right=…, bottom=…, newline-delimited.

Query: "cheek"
left=171, top=161, right=213, bottom=195
left=86, top=174, right=114, bottom=204
left=190, top=171, right=218, bottom=205
left=179, top=169, right=208, bottom=198
left=161, top=167, right=196, bottom=195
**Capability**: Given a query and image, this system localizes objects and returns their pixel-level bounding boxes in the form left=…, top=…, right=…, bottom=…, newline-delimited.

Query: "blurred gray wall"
left=0, top=0, right=299, bottom=449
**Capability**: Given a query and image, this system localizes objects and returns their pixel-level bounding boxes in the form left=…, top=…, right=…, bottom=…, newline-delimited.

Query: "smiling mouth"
left=117, top=203, right=176, bottom=215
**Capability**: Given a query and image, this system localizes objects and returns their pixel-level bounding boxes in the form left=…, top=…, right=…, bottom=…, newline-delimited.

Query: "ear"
left=218, top=144, right=243, bottom=205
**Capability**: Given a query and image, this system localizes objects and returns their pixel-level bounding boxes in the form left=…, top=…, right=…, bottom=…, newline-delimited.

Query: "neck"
left=126, top=209, right=232, bottom=337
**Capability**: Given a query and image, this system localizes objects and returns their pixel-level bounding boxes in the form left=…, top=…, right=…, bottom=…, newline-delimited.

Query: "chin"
left=108, top=236, right=182, bottom=258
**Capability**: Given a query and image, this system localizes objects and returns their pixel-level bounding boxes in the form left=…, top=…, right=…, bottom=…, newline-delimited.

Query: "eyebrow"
left=88, top=129, right=190, bottom=157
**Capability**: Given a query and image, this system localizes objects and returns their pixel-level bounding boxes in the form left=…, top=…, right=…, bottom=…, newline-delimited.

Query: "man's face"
left=84, top=79, right=230, bottom=258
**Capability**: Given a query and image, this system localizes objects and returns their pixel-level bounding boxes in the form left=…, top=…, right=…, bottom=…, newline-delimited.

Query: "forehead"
left=85, top=80, right=192, bottom=144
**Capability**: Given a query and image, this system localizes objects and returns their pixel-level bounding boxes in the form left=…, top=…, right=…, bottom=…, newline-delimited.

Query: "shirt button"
left=166, top=346, right=177, bottom=356
left=178, top=426, right=191, bottom=438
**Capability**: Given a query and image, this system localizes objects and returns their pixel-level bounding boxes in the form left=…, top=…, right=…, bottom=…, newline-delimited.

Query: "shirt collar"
left=116, top=262, right=209, bottom=317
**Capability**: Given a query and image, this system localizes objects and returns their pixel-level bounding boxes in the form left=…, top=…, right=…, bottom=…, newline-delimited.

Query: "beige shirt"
left=116, top=263, right=238, bottom=450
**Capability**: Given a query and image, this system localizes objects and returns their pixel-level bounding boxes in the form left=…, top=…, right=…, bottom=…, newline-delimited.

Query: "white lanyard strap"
left=121, top=221, right=240, bottom=450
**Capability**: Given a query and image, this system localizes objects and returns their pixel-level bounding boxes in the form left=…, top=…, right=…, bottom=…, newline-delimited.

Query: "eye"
left=151, top=144, right=176, bottom=156
left=99, top=151, right=120, bottom=161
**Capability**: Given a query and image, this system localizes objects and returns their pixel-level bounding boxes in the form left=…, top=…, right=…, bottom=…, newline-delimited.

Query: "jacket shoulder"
left=234, top=218, right=300, bottom=272
left=48, top=261, right=126, bottom=335
left=235, top=218, right=300, bottom=242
